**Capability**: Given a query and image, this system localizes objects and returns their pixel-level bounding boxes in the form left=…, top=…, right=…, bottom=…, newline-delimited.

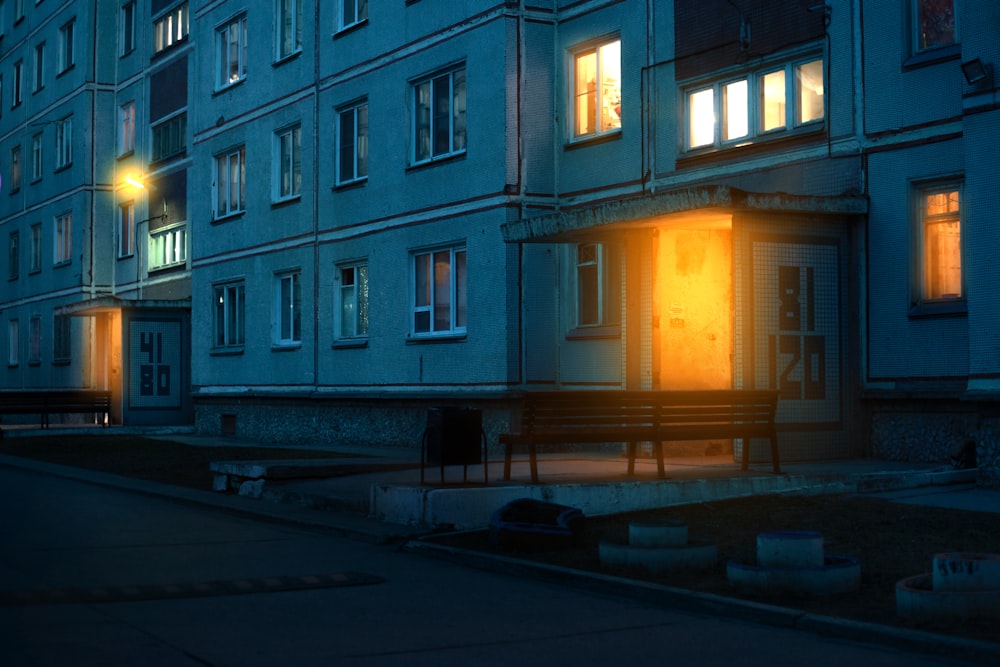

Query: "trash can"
left=421, top=406, right=486, bottom=484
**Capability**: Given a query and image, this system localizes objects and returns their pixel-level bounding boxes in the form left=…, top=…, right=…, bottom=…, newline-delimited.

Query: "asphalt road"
left=0, top=464, right=986, bottom=666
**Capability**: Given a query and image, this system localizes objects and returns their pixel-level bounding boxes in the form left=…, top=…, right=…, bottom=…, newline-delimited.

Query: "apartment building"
left=2, top=1, right=998, bottom=483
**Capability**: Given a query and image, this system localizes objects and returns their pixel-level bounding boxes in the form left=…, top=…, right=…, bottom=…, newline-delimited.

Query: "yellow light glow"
left=124, top=174, right=146, bottom=189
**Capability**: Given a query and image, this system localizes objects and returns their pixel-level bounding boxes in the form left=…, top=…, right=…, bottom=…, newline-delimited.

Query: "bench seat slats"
left=0, top=390, right=112, bottom=429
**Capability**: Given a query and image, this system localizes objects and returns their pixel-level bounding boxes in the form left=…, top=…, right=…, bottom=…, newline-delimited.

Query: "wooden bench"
left=500, top=389, right=781, bottom=483
left=0, top=390, right=112, bottom=431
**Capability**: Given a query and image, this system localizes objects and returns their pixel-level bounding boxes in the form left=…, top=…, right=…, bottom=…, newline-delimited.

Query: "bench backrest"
left=0, top=390, right=111, bottom=410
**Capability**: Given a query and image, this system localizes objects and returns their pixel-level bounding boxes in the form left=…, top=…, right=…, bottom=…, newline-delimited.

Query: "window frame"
left=336, top=100, right=368, bottom=186
left=118, top=100, right=135, bottom=156
left=912, top=0, right=957, bottom=55
left=120, top=1, right=136, bottom=56
left=27, top=314, right=40, bottom=365
left=8, top=230, right=18, bottom=281
left=153, top=2, right=188, bottom=55
left=214, top=146, right=246, bottom=219
left=572, top=243, right=621, bottom=331
left=911, top=179, right=965, bottom=315
left=683, top=55, right=825, bottom=152
left=410, top=244, right=467, bottom=338
left=55, top=116, right=72, bottom=170
left=273, top=124, right=302, bottom=202
left=53, top=314, right=71, bottom=362
left=8, top=318, right=18, bottom=367
left=410, top=65, right=467, bottom=166
left=276, top=0, right=302, bottom=61
left=216, top=13, right=248, bottom=90
left=32, top=42, right=44, bottom=93
left=274, top=271, right=302, bottom=347
left=213, top=281, right=246, bottom=351
left=29, top=222, right=40, bottom=272
left=148, top=223, right=186, bottom=271
left=30, top=132, right=42, bottom=182
left=12, top=58, right=22, bottom=107
left=335, top=262, right=368, bottom=342
left=58, top=19, right=75, bottom=73
left=118, top=201, right=134, bottom=258
left=338, top=0, right=368, bottom=33
left=569, top=36, right=622, bottom=142
left=54, top=211, right=72, bottom=265
left=10, top=145, right=20, bottom=192
left=151, top=111, right=186, bottom=163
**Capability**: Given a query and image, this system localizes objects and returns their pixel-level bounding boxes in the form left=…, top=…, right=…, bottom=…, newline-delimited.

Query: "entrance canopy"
left=501, top=185, right=868, bottom=243
left=56, top=296, right=191, bottom=317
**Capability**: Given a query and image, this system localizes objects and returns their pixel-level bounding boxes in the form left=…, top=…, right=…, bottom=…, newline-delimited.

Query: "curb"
left=404, top=538, right=1000, bottom=664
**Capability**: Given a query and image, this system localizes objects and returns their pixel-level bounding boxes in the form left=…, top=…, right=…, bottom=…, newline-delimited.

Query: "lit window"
left=275, top=272, right=301, bottom=346
left=149, top=225, right=186, bottom=270
left=119, top=201, right=134, bottom=257
left=121, top=2, right=135, bottom=55
left=337, top=263, right=368, bottom=339
left=914, top=0, right=955, bottom=52
left=412, top=67, right=466, bottom=164
left=53, top=315, right=71, bottom=361
left=8, top=319, right=18, bottom=366
left=217, top=14, right=248, bottom=88
left=214, top=146, right=246, bottom=218
left=119, top=101, right=135, bottom=156
left=8, top=231, right=18, bottom=280
left=54, top=212, right=72, bottom=264
left=59, top=19, right=74, bottom=72
left=28, top=315, right=40, bottom=364
left=275, top=125, right=301, bottom=200
left=29, top=223, right=40, bottom=272
left=151, top=112, right=186, bottom=162
left=572, top=38, right=621, bottom=139
left=277, top=0, right=302, bottom=59
left=339, top=0, right=368, bottom=31
left=55, top=117, right=72, bottom=169
left=918, top=185, right=962, bottom=302
left=685, top=57, right=823, bottom=151
left=214, top=282, right=245, bottom=349
left=412, top=246, right=466, bottom=336
left=154, top=3, right=188, bottom=54
left=337, top=101, right=368, bottom=185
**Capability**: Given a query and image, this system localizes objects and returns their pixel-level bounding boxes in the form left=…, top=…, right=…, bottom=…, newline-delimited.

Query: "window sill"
left=117, top=149, right=135, bottom=161
left=210, top=347, right=245, bottom=356
left=54, top=163, right=72, bottom=174
left=53, top=260, right=71, bottom=269
left=212, top=210, right=245, bottom=225
left=406, top=331, right=467, bottom=344
left=56, top=64, right=75, bottom=79
left=904, top=44, right=960, bottom=71
left=678, top=127, right=826, bottom=168
left=908, top=300, right=968, bottom=318
left=407, top=150, right=466, bottom=172
left=271, top=194, right=302, bottom=209
left=334, top=177, right=368, bottom=191
left=332, top=337, right=368, bottom=349
left=566, top=325, right=621, bottom=341
left=565, top=130, right=622, bottom=151
left=52, top=358, right=70, bottom=366
left=273, top=50, right=302, bottom=67
left=334, top=19, right=368, bottom=38
left=213, top=77, right=246, bottom=96
left=272, top=343, right=302, bottom=352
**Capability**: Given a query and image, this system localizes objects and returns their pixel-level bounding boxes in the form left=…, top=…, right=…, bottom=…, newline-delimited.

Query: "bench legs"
left=626, top=442, right=667, bottom=479
left=502, top=442, right=540, bottom=483
left=740, top=434, right=783, bottom=474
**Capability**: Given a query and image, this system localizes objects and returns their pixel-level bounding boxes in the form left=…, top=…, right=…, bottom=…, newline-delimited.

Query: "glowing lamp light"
left=124, top=174, right=146, bottom=189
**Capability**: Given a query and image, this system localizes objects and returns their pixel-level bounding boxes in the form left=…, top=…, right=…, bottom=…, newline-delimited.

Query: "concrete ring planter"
left=727, top=554, right=861, bottom=596
left=896, top=572, right=1000, bottom=620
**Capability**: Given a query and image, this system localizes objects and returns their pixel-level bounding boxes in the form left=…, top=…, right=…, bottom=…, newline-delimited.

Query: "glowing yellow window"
left=922, top=188, right=962, bottom=300
left=688, top=88, right=715, bottom=148
left=723, top=79, right=748, bottom=141
left=573, top=39, right=621, bottom=138
left=795, top=60, right=824, bottom=124
left=760, top=69, right=786, bottom=131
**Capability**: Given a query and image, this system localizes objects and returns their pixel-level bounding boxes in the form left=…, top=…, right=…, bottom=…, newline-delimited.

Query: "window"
left=914, top=0, right=955, bottom=53
left=28, top=315, right=40, bottom=364
left=54, top=212, right=71, bottom=264
left=151, top=112, right=185, bottom=162
left=58, top=19, right=75, bottom=72
left=121, top=2, right=135, bottom=55
left=29, top=223, right=40, bottom=272
left=412, top=246, right=466, bottom=336
left=214, top=282, right=245, bottom=349
left=685, top=57, right=824, bottom=150
left=337, top=263, right=368, bottom=339
left=917, top=184, right=962, bottom=303
left=13, top=59, right=22, bottom=107
left=118, top=101, right=135, bottom=156
left=277, top=0, right=301, bottom=59
left=217, top=14, right=247, bottom=88
left=274, top=125, right=301, bottom=200
left=572, top=38, right=621, bottom=140
left=214, top=146, right=246, bottom=218
left=53, top=315, right=71, bottom=361
left=55, top=117, right=72, bottom=169
left=0, top=1, right=5, bottom=36
left=13, top=0, right=21, bottom=23
left=33, top=42, right=44, bottom=92
left=8, top=319, right=18, bottom=366
left=411, top=67, right=466, bottom=164
left=275, top=272, right=301, bottom=346
left=337, top=101, right=368, bottom=185
left=10, top=145, right=20, bottom=192
left=339, top=0, right=368, bottom=31
left=118, top=201, right=134, bottom=257
left=575, top=243, right=620, bottom=328
left=154, top=3, right=188, bottom=54
left=148, top=224, right=186, bottom=270
left=30, top=132, right=41, bottom=181
left=8, top=231, right=18, bottom=280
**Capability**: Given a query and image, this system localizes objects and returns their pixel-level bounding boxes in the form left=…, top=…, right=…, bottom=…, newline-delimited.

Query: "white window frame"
left=29, top=222, right=40, bottom=272
left=336, top=101, right=368, bottom=185
left=214, top=281, right=245, bottom=350
left=54, top=212, right=72, bottom=265
left=411, top=66, right=466, bottom=165
left=411, top=245, right=467, bottom=337
left=28, top=315, right=40, bottom=364
left=274, top=271, right=302, bottom=346
left=336, top=262, right=368, bottom=340
left=214, top=146, right=246, bottom=218
left=121, top=2, right=136, bottom=56
left=10, top=145, right=20, bottom=191
left=148, top=223, right=186, bottom=270
left=576, top=243, right=603, bottom=327
left=12, top=59, right=22, bottom=107
left=53, top=314, right=71, bottom=361
left=216, top=13, right=248, bottom=89
left=912, top=0, right=956, bottom=54
left=914, top=181, right=964, bottom=307
left=118, top=201, right=134, bottom=258
left=684, top=56, right=824, bottom=151
left=32, top=42, right=43, bottom=93
left=58, top=19, right=75, bottom=73
left=274, top=125, right=302, bottom=201
left=570, top=37, right=622, bottom=141
left=30, top=132, right=41, bottom=181
left=55, top=117, right=72, bottom=169
left=276, top=0, right=302, bottom=60
left=154, top=3, right=188, bottom=54
left=151, top=111, right=186, bottom=162
left=338, top=0, right=368, bottom=32
left=8, top=230, right=18, bottom=280
left=118, top=101, right=135, bottom=156
left=8, top=319, right=18, bottom=366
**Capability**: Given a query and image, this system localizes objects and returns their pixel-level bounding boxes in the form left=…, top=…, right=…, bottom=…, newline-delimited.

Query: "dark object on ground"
left=0, top=390, right=111, bottom=430
left=500, top=390, right=781, bottom=482
left=489, top=498, right=586, bottom=550
left=950, top=439, right=977, bottom=469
